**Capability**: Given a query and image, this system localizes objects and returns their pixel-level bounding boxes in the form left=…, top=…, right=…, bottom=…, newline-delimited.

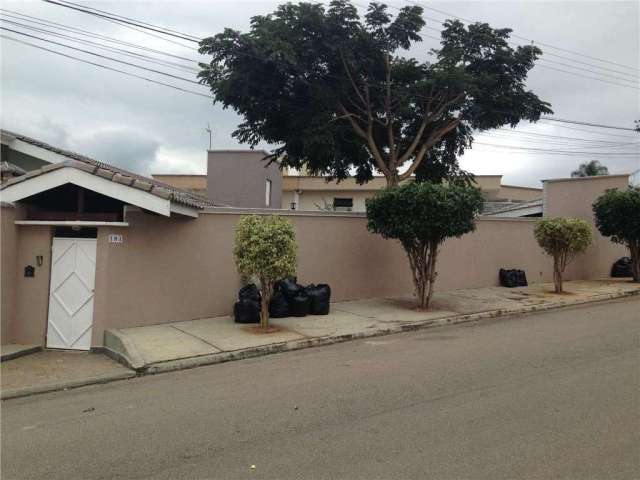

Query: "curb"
left=140, top=288, right=640, bottom=375
left=1, top=346, right=42, bottom=363
left=1, top=371, right=136, bottom=401
left=3, top=289, right=638, bottom=399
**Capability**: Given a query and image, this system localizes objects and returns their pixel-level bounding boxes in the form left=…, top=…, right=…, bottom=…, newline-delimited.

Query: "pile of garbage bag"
left=234, top=277, right=331, bottom=323
left=611, top=257, right=633, bottom=278
left=499, top=268, right=528, bottom=288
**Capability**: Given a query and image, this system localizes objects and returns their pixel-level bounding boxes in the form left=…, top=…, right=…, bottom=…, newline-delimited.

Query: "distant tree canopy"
left=571, top=160, right=609, bottom=178
left=199, top=0, right=552, bottom=186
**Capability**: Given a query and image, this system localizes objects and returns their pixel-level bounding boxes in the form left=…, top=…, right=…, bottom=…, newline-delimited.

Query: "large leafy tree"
left=593, top=187, right=640, bottom=282
left=199, top=1, right=552, bottom=186
left=571, top=160, right=609, bottom=178
left=366, top=183, right=483, bottom=309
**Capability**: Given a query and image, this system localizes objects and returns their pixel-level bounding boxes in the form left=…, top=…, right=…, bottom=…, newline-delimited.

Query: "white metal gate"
left=46, top=237, right=97, bottom=350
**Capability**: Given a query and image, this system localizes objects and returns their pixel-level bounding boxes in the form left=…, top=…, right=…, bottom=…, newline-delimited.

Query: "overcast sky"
left=1, top=0, right=638, bottom=187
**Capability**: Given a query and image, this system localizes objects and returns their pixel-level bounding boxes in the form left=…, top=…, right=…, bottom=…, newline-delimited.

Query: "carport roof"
left=1, top=130, right=215, bottom=209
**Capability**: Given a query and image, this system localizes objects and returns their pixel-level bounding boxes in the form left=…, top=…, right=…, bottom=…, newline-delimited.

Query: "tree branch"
left=384, top=53, right=397, bottom=168
left=340, top=50, right=368, bottom=109
left=399, top=118, right=461, bottom=181
left=338, top=102, right=391, bottom=178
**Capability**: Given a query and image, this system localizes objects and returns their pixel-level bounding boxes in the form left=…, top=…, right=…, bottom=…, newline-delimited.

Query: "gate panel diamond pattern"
left=46, top=238, right=97, bottom=350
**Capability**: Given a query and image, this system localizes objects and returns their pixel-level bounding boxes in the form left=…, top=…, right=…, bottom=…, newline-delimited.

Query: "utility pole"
left=205, top=123, right=212, bottom=150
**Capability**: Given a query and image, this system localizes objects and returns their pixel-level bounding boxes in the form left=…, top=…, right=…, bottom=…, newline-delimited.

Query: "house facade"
left=152, top=150, right=543, bottom=214
left=1, top=131, right=630, bottom=352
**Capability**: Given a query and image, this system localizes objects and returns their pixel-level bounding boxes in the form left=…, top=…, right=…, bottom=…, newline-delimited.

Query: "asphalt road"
left=2, top=297, right=639, bottom=480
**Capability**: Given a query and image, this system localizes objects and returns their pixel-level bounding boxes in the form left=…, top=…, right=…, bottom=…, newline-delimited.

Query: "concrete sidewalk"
left=1, top=350, right=135, bottom=400
left=106, top=279, right=640, bottom=374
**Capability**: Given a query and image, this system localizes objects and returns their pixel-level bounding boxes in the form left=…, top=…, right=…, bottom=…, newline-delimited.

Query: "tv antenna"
left=205, top=123, right=212, bottom=150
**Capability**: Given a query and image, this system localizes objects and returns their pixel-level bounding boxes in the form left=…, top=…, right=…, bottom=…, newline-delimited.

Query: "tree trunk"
left=259, top=280, right=272, bottom=330
left=424, top=240, right=439, bottom=309
left=630, top=241, right=640, bottom=282
left=386, top=171, right=400, bottom=188
left=406, top=241, right=439, bottom=310
left=553, top=255, right=563, bottom=293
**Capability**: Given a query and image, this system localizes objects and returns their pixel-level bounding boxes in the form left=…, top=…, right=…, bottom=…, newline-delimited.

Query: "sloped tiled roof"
left=0, top=130, right=215, bottom=209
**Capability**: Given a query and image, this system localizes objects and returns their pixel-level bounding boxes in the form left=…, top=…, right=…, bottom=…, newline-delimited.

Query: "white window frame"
left=333, top=197, right=353, bottom=212
left=265, top=179, right=272, bottom=207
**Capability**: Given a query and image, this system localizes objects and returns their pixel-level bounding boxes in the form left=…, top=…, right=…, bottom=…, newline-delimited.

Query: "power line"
left=0, top=9, right=200, bottom=63
left=494, top=128, right=638, bottom=143
left=474, top=141, right=638, bottom=155
left=418, top=22, right=638, bottom=81
left=53, top=0, right=201, bottom=41
left=539, top=117, right=639, bottom=132
left=534, top=64, right=639, bottom=90
left=0, top=18, right=200, bottom=73
left=37, top=1, right=640, bottom=91
left=9, top=6, right=637, bottom=136
left=537, top=120, right=640, bottom=138
left=477, top=134, right=639, bottom=150
left=1, top=34, right=213, bottom=99
left=406, top=0, right=639, bottom=73
left=41, top=0, right=200, bottom=42
left=1, top=27, right=202, bottom=84
left=537, top=59, right=637, bottom=83
left=40, top=0, right=197, bottom=49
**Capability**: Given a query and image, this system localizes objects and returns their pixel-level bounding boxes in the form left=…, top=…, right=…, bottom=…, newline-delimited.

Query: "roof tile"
left=1, top=129, right=215, bottom=209
left=132, top=179, right=153, bottom=192
left=112, top=173, right=135, bottom=186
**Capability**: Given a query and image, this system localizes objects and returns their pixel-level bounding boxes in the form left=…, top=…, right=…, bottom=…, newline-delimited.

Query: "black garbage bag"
left=500, top=269, right=527, bottom=288
left=515, top=270, right=528, bottom=287
left=611, top=257, right=633, bottom=277
left=239, top=283, right=261, bottom=302
left=275, top=277, right=301, bottom=301
left=307, top=284, right=331, bottom=315
left=269, top=290, right=290, bottom=318
left=290, top=293, right=310, bottom=317
left=499, top=269, right=517, bottom=288
left=234, top=299, right=260, bottom=324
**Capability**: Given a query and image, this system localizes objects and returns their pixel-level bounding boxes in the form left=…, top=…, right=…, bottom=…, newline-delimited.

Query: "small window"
left=265, top=179, right=272, bottom=207
left=333, top=197, right=353, bottom=212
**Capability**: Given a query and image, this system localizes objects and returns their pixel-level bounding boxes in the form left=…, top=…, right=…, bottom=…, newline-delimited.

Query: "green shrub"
left=593, top=187, right=640, bottom=282
left=234, top=215, right=297, bottom=328
left=366, top=182, right=483, bottom=309
left=534, top=218, right=592, bottom=293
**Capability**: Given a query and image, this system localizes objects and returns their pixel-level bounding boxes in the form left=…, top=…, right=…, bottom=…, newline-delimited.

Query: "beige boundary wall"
left=0, top=174, right=630, bottom=347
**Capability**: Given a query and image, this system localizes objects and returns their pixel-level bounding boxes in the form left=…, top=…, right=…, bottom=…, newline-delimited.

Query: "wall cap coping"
left=201, top=206, right=538, bottom=222
left=542, top=174, right=630, bottom=184
left=207, top=149, right=270, bottom=156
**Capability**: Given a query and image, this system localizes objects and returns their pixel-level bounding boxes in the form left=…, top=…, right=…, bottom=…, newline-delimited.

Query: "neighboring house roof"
left=0, top=130, right=215, bottom=210
left=484, top=198, right=543, bottom=217
left=481, top=201, right=522, bottom=214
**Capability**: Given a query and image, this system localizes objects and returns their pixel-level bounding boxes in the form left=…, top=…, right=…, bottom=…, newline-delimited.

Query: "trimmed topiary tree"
left=593, top=186, right=640, bottom=282
left=234, top=215, right=297, bottom=329
left=366, top=182, right=483, bottom=309
left=534, top=218, right=592, bottom=293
